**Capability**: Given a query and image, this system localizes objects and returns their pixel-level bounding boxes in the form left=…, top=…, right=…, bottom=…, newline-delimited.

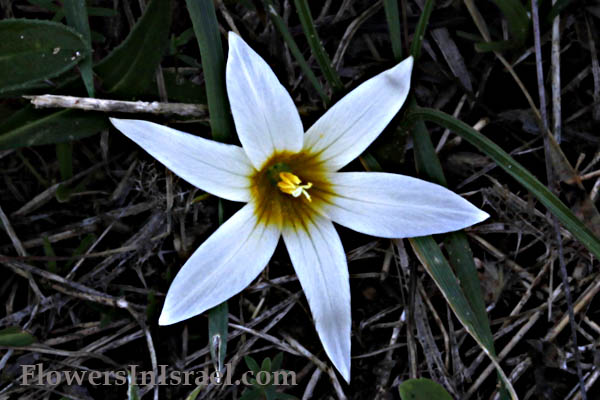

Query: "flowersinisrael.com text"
left=21, top=364, right=297, bottom=387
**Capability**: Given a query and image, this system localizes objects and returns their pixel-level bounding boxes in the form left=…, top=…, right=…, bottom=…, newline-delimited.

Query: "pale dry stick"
left=436, top=94, right=467, bottom=153
left=43, top=320, right=131, bottom=347
left=0, top=294, right=59, bottom=328
left=561, top=66, right=592, bottom=95
left=469, top=234, right=537, bottom=286
left=302, top=367, right=323, bottom=400
left=24, top=95, right=207, bottom=118
left=332, top=0, right=383, bottom=69
left=12, top=156, right=118, bottom=217
left=463, top=0, right=546, bottom=130
left=65, top=221, right=115, bottom=280
left=4, top=344, right=119, bottom=365
left=582, top=315, right=600, bottom=336
left=410, top=243, right=520, bottom=399
left=591, top=177, right=600, bottom=201
left=509, top=260, right=551, bottom=320
left=545, top=275, right=600, bottom=342
left=282, top=334, right=347, bottom=400
left=0, top=149, right=14, bottom=160
left=533, top=2, right=586, bottom=395
left=406, top=300, right=418, bottom=379
left=578, top=169, right=600, bottom=182
left=332, top=0, right=354, bottom=23
left=0, top=259, right=135, bottom=310
left=551, top=0, right=561, bottom=143
left=217, top=0, right=240, bottom=35
left=586, top=16, right=600, bottom=121
left=3, top=201, right=156, bottom=251
left=0, top=204, right=26, bottom=257
left=374, top=316, right=405, bottom=400
left=465, top=311, right=541, bottom=399
left=184, top=294, right=301, bottom=368
left=227, top=298, right=298, bottom=387
left=570, top=370, right=600, bottom=400
left=138, top=313, right=159, bottom=400
left=491, top=276, right=600, bottom=399
left=228, top=324, right=301, bottom=357
left=418, top=281, right=450, bottom=370
left=413, top=294, right=457, bottom=396
left=0, top=205, right=45, bottom=304
left=379, top=241, right=393, bottom=281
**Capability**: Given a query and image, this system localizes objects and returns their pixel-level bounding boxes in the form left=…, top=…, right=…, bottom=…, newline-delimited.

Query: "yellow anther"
left=277, top=172, right=313, bottom=202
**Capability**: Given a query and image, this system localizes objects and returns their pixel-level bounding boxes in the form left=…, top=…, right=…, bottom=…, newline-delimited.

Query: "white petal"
left=110, top=118, right=254, bottom=202
left=282, top=214, right=351, bottom=382
left=226, top=32, right=303, bottom=169
left=325, top=172, right=489, bottom=238
left=159, top=203, right=280, bottom=325
left=304, top=57, right=413, bottom=170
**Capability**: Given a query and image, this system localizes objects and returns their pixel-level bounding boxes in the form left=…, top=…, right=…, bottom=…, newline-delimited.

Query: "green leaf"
left=0, top=327, right=36, bottom=347
left=64, top=0, right=95, bottom=97
left=547, top=0, right=572, bottom=22
left=409, top=236, right=517, bottom=399
left=261, top=357, right=272, bottom=373
left=42, top=236, right=58, bottom=273
left=271, top=352, right=283, bottom=371
left=0, top=19, right=88, bottom=93
left=491, top=0, right=529, bottom=45
left=185, top=0, right=233, bottom=142
left=407, top=107, right=600, bottom=261
left=475, top=39, right=518, bottom=53
left=244, top=356, right=260, bottom=374
left=56, top=142, right=73, bottom=180
left=240, top=389, right=264, bottom=400
left=384, top=0, right=403, bottom=61
left=184, top=386, right=203, bottom=400
left=208, top=302, right=228, bottom=373
left=94, top=0, right=171, bottom=97
left=264, top=0, right=329, bottom=104
left=294, top=0, right=344, bottom=93
left=398, top=378, right=454, bottom=400
left=65, top=233, right=96, bottom=269
left=409, top=0, right=433, bottom=61
left=407, top=98, right=494, bottom=351
left=0, top=107, right=108, bottom=149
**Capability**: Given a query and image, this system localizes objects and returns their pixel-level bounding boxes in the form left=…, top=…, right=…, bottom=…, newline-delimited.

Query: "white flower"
left=109, top=32, right=488, bottom=382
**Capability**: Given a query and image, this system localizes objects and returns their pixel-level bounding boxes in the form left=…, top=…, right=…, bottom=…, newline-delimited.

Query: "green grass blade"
left=491, top=0, right=529, bottom=45
left=264, top=0, right=329, bottom=104
left=547, top=0, right=572, bottom=22
left=56, top=142, right=73, bottom=180
left=407, top=107, right=600, bottom=259
left=294, top=0, right=344, bottom=93
left=208, top=302, right=228, bottom=375
left=384, top=0, right=403, bottom=61
left=409, top=104, right=494, bottom=349
left=185, top=0, right=233, bottom=142
left=63, top=0, right=94, bottom=97
left=409, top=0, right=433, bottom=61
left=409, top=236, right=517, bottom=399
left=185, top=0, right=233, bottom=373
left=94, top=0, right=171, bottom=97
left=0, top=107, right=108, bottom=150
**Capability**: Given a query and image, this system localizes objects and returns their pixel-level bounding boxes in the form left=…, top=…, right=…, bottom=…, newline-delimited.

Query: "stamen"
left=278, top=172, right=313, bottom=202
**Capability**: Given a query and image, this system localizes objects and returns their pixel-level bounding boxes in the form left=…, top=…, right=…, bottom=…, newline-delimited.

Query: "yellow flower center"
left=277, top=172, right=313, bottom=202
left=249, top=151, right=333, bottom=229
